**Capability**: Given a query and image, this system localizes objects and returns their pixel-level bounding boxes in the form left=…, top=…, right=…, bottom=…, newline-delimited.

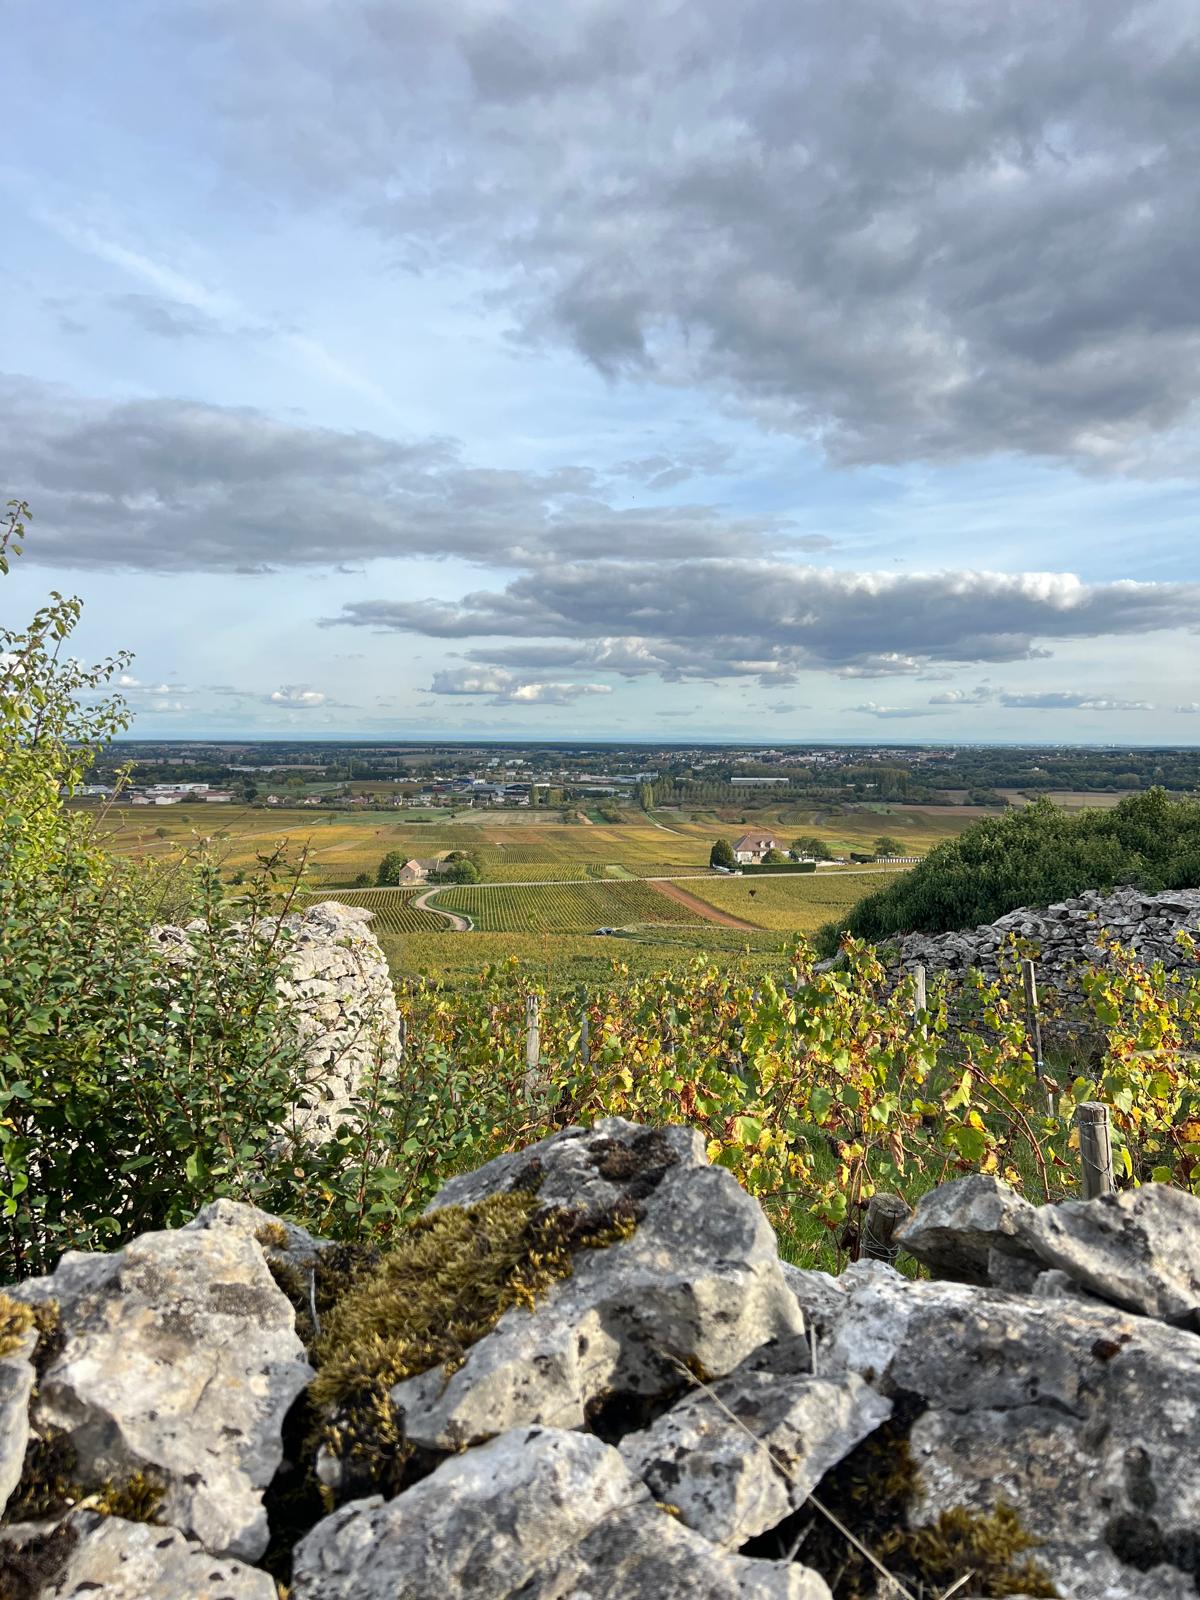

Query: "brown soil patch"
left=650, top=879, right=760, bottom=931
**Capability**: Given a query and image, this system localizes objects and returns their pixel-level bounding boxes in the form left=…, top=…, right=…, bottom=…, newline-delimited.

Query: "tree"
left=762, top=847, right=788, bottom=865
left=434, top=856, right=480, bottom=884
left=377, top=850, right=406, bottom=886
left=791, top=835, right=833, bottom=861
left=874, top=835, right=906, bottom=857
left=352, top=872, right=372, bottom=887
left=710, top=838, right=736, bottom=870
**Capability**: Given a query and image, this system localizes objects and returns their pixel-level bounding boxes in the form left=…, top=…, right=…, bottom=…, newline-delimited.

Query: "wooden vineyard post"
left=863, top=1193, right=910, bottom=1265
left=579, top=1003, right=590, bottom=1068
left=1076, top=1102, right=1115, bottom=1199
left=1022, top=958, right=1053, bottom=1114
left=524, top=994, right=542, bottom=1101
left=912, top=963, right=927, bottom=1038
left=397, top=1016, right=407, bottom=1057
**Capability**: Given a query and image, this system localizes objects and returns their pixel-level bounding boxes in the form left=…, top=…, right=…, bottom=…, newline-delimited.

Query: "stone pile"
left=892, top=883, right=1200, bottom=988
left=6, top=1120, right=1200, bottom=1598
left=152, top=899, right=402, bottom=1141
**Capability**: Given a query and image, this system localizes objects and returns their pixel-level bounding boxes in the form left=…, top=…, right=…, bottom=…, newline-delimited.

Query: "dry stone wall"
left=892, top=884, right=1200, bottom=988
left=7, top=1119, right=1200, bottom=1597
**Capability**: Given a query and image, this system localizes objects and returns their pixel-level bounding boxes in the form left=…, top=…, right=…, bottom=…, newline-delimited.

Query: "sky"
left=2, top=0, right=1199, bottom=744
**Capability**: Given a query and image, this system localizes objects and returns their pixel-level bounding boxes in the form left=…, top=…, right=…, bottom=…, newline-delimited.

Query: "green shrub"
left=816, top=790, right=1200, bottom=954
left=709, top=838, right=736, bottom=870
left=0, top=505, right=407, bottom=1278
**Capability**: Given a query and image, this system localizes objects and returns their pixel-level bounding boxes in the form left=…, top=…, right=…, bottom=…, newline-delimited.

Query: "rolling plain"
left=95, top=799, right=982, bottom=981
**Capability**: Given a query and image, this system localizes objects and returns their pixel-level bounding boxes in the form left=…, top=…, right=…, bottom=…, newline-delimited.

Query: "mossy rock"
left=262, top=1184, right=638, bottom=1509
left=791, top=1411, right=1057, bottom=1598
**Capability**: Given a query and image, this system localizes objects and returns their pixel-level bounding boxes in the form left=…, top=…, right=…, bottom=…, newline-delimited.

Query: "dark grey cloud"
left=198, top=0, right=1200, bottom=469
left=1, top=377, right=793, bottom=570
left=327, top=559, right=1200, bottom=679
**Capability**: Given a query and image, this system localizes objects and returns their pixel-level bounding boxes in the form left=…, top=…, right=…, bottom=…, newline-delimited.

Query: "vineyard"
left=430, top=878, right=711, bottom=932
left=298, top=888, right=448, bottom=934
left=683, top=870, right=902, bottom=932
left=366, top=933, right=1200, bottom=1270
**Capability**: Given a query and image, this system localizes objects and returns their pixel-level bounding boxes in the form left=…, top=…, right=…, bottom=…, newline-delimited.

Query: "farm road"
left=410, top=887, right=471, bottom=931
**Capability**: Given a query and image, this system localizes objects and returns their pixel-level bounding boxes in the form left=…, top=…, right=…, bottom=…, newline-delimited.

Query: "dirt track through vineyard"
left=650, top=879, right=759, bottom=930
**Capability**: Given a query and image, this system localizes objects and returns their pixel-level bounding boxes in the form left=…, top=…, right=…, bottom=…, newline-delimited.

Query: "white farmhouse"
left=732, top=831, right=779, bottom=864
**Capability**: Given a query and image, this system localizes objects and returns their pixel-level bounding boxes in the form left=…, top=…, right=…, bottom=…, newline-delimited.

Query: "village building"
left=396, top=857, right=444, bottom=884
left=732, top=831, right=779, bottom=864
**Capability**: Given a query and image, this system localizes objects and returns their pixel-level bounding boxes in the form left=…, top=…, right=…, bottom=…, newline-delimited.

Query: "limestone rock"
left=786, top=1257, right=1200, bottom=1599
left=528, top=1504, right=832, bottom=1599
left=1019, top=1185, right=1200, bottom=1327
left=22, top=1513, right=278, bottom=1599
left=388, top=1119, right=806, bottom=1450
left=891, top=884, right=1200, bottom=994
left=185, top=1195, right=329, bottom=1272
left=620, top=1365, right=890, bottom=1547
left=15, top=1223, right=312, bottom=1561
left=896, top=1174, right=1038, bottom=1284
left=152, top=899, right=402, bottom=1146
left=280, top=900, right=402, bottom=1140
left=293, top=1425, right=830, bottom=1600
left=0, top=1324, right=36, bottom=1518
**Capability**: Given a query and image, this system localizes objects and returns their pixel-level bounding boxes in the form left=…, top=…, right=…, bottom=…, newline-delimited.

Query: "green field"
left=431, top=879, right=708, bottom=933
left=94, top=798, right=975, bottom=886
left=381, top=926, right=791, bottom=984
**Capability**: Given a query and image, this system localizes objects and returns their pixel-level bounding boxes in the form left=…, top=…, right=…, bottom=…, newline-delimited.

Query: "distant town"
left=73, top=739, right=1200, bottom=815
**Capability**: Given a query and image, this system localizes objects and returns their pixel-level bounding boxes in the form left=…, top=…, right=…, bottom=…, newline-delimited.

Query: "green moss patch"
left=749, top=1409, right=1057, bottom=1598
left=307, top=1188, right=635, bottom=1495
left=2, top=1425, right=165, bottom=1531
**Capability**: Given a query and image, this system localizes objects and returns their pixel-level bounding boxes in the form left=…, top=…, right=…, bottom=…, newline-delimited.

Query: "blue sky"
left=3, top=0, right=1199, bottom=742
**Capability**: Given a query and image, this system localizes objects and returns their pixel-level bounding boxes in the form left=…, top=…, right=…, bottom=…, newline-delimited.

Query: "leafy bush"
left=0, top=506, right=402, bottom=1277
left=377, top=850, right=407, bottom=886
left=816, top=790, right=1200, bottom=954
left=791, top=835, right=834, bottom=861
left=432, top=854, right=481, bottom=884
left=709, top=838, right=736, bottom=869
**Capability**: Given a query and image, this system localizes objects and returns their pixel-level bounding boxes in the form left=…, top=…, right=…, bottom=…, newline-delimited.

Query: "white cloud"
left=853, top=702, right=937, bottom=721
left=430, top=665, right=611, bottom=706
left=997, top=691, right=1154, bottom=711
left=266, top=686, right=327, bottom=708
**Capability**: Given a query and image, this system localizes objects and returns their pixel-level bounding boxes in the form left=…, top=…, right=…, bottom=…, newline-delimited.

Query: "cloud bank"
left=199, top=0, right=1200, bottom=470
